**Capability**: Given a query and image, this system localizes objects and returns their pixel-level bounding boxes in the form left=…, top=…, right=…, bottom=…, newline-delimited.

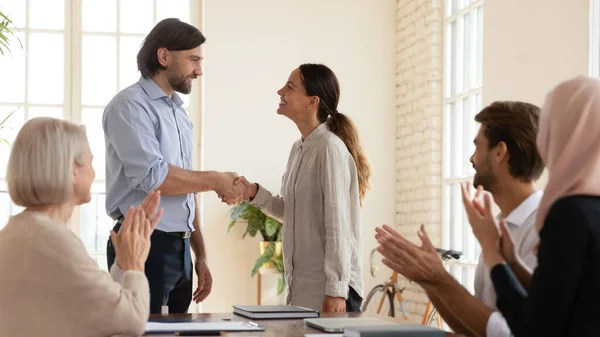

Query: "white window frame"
left=441, top=0, right=483, bottom=293
left=0, top=0, right=203, bottom=271
left=590, top=0, right=599, bottom=76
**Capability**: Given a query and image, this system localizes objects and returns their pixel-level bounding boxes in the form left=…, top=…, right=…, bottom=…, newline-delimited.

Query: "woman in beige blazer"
left=0, top=117, right=163, bottom=337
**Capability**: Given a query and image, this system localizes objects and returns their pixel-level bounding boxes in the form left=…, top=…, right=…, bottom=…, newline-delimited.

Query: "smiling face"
left=164, top=45, right=203, bottom=94
left=276, top=68, right=316, bottom=122
left=72, top=141, right=96, bottom=206
left=470, top=124, right=499, bottom=192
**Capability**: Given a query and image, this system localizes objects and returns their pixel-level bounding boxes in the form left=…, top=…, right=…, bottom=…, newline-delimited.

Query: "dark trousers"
left=346, top=286, right=363, bottom=312
left=107, top=221, right=193, bottom=314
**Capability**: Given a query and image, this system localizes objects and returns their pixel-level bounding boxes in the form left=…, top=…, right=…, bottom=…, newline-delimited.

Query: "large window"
left=0, top=0, right=198, bottom=271
left=442, top=0, right=483, bottom=293
left=590, top=0, right=599, bottom=76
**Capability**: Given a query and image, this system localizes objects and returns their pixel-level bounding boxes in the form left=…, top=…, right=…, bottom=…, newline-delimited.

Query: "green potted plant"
left=228, top=201, right=286, bottom=295
left=0, top=9, right=21, bottom=144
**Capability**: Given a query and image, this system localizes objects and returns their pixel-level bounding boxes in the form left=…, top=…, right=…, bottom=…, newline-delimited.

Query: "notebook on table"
left=304, top=317, right=400, bottom=333
left=233, top=305, right=320, bottom=319
left=343, top=324, right=445, bottom=337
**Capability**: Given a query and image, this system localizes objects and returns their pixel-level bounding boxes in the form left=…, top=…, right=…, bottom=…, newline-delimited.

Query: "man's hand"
left=193, top=259, right=213, bottom=303
left=213, top=172, right=244, bottom=205
left=322, top=296, right=346, bottom=313
left=375, top=224, right=445, bottom=285
left=217, top=175, right=257, bottom=204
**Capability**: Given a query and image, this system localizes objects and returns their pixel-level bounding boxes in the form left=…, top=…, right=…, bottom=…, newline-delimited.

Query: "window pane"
left=444, top=23, right=454, bottom=98
left=446, top=0, right=455, bottom=17
left=82, top=108, right=106, bottom=180
left=119, top=0, right=154, bottom=34
left=82, top=0, right=117, bottom=32
left=28, top=106, right=64, bottom=120
left=0, top=0, right=26, bottom=28
left=476, top=6, right=483, bottom=88
left=451, top=100, right=464, bottom=177
left=82, top=35, right=116, bottom=106
left=0, top=106, right=25, bottom=179
left=461, top=97, right=473, bottom=177
left=80, top=184, right=113, bottom=254
left=442, top=183, right=452, bottom=249
left=28, top=33, right=64, bottom=104
left=29, top=0, right=64, bottom=30
left=0, top=191, right=11, bottom=230
left=157, top=0, right=190, bottom=23
left=0, top=32, right=25, bottom=103
left=443, top=103, right=452, bottom=179
left=119, top=36, right=143, bottom=90
left=450, top=184, right=463, bottom=249
left=462, top=12, right=470, bottom=92
left=455, top=16, right=465, bottom=95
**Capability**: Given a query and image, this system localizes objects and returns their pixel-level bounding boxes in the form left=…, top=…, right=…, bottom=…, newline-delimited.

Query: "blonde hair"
left=7, top=117, right=89, bottom=207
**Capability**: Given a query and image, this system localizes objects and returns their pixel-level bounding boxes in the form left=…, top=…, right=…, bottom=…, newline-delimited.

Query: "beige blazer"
left=0, top=211, right=149, bottom=337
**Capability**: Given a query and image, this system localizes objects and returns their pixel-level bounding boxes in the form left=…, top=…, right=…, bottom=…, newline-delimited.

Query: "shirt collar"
left=503, top=190, right=543, bottom=227
left=138, top=76, right=184, bottom=108
left=295, top=122, right=328, bottom=152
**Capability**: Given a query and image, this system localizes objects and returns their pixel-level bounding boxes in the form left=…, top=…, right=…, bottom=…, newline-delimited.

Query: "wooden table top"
left=145, top=312, right=466, bottom=337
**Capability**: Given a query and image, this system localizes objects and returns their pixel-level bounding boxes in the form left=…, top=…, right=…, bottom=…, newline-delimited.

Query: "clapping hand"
left=111, top=191, right=163, bottom=272
left=460, top=182, right=505, bottom=267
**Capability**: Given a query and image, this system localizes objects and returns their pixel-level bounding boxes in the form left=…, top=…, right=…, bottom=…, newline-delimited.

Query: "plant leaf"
left=277, top=276, right=286, bottom=295
left=0, top=107, right=17, bottom=128
left=251, top=243, right=275, bottom=276
left=264, top=217, right=280, bottom=239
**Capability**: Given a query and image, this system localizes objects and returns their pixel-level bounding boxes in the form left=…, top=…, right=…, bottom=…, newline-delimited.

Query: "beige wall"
left=483, top=0, right=590, bottom=188
left=482, top=0, right=590, bottom=107
left=199, top=0, right=397, bottom=313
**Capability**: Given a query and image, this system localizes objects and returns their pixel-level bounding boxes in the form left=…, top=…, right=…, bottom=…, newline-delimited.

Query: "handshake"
left=213, top=172, right=258, bottom=205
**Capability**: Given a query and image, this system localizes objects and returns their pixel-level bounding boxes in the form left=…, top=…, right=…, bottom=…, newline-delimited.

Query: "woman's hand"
left=111, top=204, right=161, bottom=272
left=322, top=296, right=346, bottom=313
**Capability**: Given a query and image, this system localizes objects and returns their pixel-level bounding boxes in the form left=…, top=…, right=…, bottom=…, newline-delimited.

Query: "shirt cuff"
left=325, top=280, right=348, bottom=299
left=250, top=184, right=272, bottom=209
left=110, top=263, right=146, bottom=284
left=110, top=263, right=126, bottom=284
left=487, top=311, right=512, bottom=337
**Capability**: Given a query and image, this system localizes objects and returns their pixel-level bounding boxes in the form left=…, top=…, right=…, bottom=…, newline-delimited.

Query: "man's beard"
left=472, top=167, right=497, bottom=192
left=168, top=72, right=194, bottom=94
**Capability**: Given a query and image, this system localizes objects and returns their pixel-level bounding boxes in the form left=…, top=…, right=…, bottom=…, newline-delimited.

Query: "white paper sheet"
left=145, top=321, right=263, bottom=333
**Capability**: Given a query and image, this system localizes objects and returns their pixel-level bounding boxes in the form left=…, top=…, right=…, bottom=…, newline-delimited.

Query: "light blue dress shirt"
left=102, top=76, right=195, bottom=232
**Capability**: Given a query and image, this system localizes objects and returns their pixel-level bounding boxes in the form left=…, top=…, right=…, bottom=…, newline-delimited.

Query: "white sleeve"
left=487, top=311, right=513, bottom=337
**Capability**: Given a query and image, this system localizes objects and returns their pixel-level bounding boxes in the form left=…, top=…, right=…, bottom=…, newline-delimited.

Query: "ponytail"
left=326, top=112, right=371, bottom=206
left=297, top=63, right=371, bottom=205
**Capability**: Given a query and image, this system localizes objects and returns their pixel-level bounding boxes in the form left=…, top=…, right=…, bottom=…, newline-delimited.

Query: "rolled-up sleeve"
left=320, top=144, right=352, bottom=299
left=104, top=99, right=168, bottom=192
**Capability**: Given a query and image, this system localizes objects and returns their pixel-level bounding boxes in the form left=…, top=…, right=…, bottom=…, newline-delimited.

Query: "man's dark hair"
left=137, top=18, right=206, bottom=78
left=474, top=101, right=545, bottom=181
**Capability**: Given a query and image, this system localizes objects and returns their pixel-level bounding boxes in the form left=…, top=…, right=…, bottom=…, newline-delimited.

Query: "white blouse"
left=251, top=122, right=363, bottom=311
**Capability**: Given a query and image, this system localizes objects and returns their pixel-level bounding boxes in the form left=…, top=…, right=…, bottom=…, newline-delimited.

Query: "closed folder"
left=343, top=324, right=445, bottom=337
left=233, top=305, right=320, bottom=319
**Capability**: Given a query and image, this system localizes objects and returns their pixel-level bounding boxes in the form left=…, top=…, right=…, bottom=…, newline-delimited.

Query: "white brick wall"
left=395, top=0, right=443, bottom=322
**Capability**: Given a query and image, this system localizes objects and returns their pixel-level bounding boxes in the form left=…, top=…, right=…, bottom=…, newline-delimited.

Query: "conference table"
left=145, top=312, right=466, bottom=336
